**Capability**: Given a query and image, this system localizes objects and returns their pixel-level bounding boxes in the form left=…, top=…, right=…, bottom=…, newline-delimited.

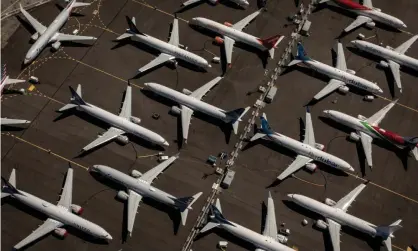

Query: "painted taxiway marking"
left=132, top=0, right=189, bottom=23
left=392, top=245, right=406, bottom=251
left=377, top=95, right=418, bottom=113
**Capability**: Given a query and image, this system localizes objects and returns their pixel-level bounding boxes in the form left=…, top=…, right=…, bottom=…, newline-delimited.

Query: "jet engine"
left=325, top=198, right=336, bottom=206
left=338, top=86, right=349, bottom=94
left=214, top=36, right=224, bottom=45
left=182, top=88, right=192, bottom=95
left=364, top=95, right=374, bottom=101
left=349, top=132, right=360, bottom=142
left=130, top=116, right=141, bottom=124
left=357, top=114, right=366, bottom=120
left=315, top=220, right=328, bottom=230
left=131, top=169, right=142, bottom=178
left=366, top=22, right=376, bottom=29
left=346, top=69, right=356, bottom=75
left=208, top=0, right=218, bottom=4
left=54, top=228, right=68, bottom=238
left=224, top=22, right=233, bottom=27
left=31, top=32, right=39, bottom=41
left=169, top=59, right=178, bottom=69
left=276, top=234, right=288, bottom=244
left=70, top=204, right=83, bottom=215
left=116, top=135, right=129, bottom=145
left=373, top=8, right=381, bottom=12
left=170, top=106, right=181, bottom=116
left=305, top=163, right=317, bottom=172
left=379, top=60, right=389, bottom=68
left=117, top=190, right=129, bottom=201
left=385, top=45, right=394, bottom=50
left=52, top=41, right=61, bottom=51
left=315, top=143, right=325, bottom=151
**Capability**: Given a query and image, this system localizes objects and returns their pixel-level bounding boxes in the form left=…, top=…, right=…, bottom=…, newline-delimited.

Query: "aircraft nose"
left=163, top=140, right=169, bottom=147
left=106, top=234, right=113, bottom=241
left=287, top=194, right=294, bottom=200
left=323, top=110, right=330, bottom=116
left=88, top=165, right=100, bottom=172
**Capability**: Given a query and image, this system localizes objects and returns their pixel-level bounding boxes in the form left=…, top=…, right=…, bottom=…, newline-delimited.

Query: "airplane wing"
left=232, top=9, right=262, bottom=31
left=181, top=105, right=194, bottom=141
left=224, top=36, right=235, bottom=65
left=52, top=33, right=96, bottom=42
left=140, top=155, right=179, bottom=183
left=277, top=155, right=312, bottom=180
left=362, top=0, right=373, bottom=8
left=334, top=183, right=367, bottom=212
left=57, top=168, right=73, bottom=209
left=326, top=218, right=342, bottom=251
left=3, top=77, right=26, bottom=85
left=13, top=218, right=64, bottom=250
left=388, top=61, right=402, bottom=92
left=82, top=127, right=125, bottom=152
left=168, top=19, right=180, bottom=47
left=119, top=85, right=132, bottom=119
left=366, top=99, right=397, bottom=126
left=343, top=16, right=373, bottom=33
left=335, top=42, right=347, bottom=71
left=127, top=189, right=143, bottom=235
left=20, top=4, right=47, bottom=34
left=394, top=35, right=418, bottom=54
left=303, top=108, right=316, bottom=146
left=181, top=0, right=202, bottom=6
left=190, top=76, right=222, bottom=100
left=313, top=79, right=345, bottom=101
left=359, top=131, right=373, bottom=167
left=138, top=53, right=175, bottom=73
left=262, top=192, right=278, bottom=239
left=0, top=118, right=30, bottom=125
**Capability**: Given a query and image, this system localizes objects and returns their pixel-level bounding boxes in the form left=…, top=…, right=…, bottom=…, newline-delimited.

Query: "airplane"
left=351, top=35, right=418, bottom=93
left=181, top=0, right=249, bottom=9
left=1, top=118, right=31, bottom=126
left=116, top=16, right=211, bottom=74
left=288, top=183, right=402, bottom=251
left=200, top=193, right=294, bottom=251
left=1, top=168, right=112, bottom=250
left=317, top=0, right=407, bottom=33
left=249, top=108, right=354, bottom=180
left=323, top=99, right=418, bottom=168
left=189, top=9, right=284, bottom=67
left=58, top=84, right=169, bottom=152
left=288, top=42, right=383, bottom=102
left=89, top=155, right=202, bottom=236
left=20, top=0, right=97, bottom=64
left=144, top=77, right=250, bottom=143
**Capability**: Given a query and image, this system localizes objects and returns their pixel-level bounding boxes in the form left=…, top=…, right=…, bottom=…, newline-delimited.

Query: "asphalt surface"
left=2, top=0, right=418, bottom=251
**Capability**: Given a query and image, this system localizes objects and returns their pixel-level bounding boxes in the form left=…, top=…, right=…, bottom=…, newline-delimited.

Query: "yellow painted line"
left=3, top=133, right=88, bottom=171
left=377, top=95, right=418, bottom=113
left=132, top=0, right=189, bottom=23
left=292, top=174, right=324, bottom=187
left=400, top=29, right=413, bottom=35
left=71, top=59, right=127, bottom=83
left=136, top=153, right=160, bottom=159
left=393, top=245, right=406, bottom=251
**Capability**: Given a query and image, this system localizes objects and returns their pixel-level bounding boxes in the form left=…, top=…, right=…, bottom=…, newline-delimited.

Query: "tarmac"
left=1, top=0, right=418, bottom=251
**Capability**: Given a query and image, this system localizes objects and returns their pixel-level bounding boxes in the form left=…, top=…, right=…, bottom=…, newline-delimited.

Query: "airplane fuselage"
left=132, top=34, right=210, bottom=69
left=78, top=103, right=168, bottom=146
left=11, top=190, right=111, bottom=239
left=302, top=59, right=382, bottom=94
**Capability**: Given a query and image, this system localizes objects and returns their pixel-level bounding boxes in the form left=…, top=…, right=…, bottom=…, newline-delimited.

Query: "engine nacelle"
left=116, top=135, right=129, bottom=145
left=325, top=198, right=336, bottom=206
left=182, top=88, right=192, bottom=95
left=54, top=228, right=68, bottom=238
left=131, top=169, right=142, bottom=178
left=338, top=86, right=349, bottom=94
left=169, top=59, right=178, bottom=69
left=52, top=41, right=61, bottom=51
left=31, top=32, right=39, bottom=41
left=385, top=45, right=393, bottom=50
left=379, top=60, right=389, bottom=68
left=305, top=163, right=317, bottom=172
left=366, top=22, right=375, bottom=29
left=117, top=190, right=129, bottom=201
left=364, top=95, right=374, bottom=102
left=315, top=219, right=328, bottom=230
left=357, top=114, right=366, bottom=120
left=130, top=116, right=141, bottom=124
left=349, top=132, right=360, bottom=142
left=170, top=106, right=181, bottom=116
left=315, top=143, right=325, bottom=151
left=346, top=69, right=356, bottom=75
left=373, top=8, right=381, bottom=12
left=208, top=0, right=218, bottom=4
left=70, top=204, right=83, bottom=215
left=214, top=36, right=224, bottom=45
left=224, top=22, right=233, bottom=27
left=276, top=234, right=288, bottom=244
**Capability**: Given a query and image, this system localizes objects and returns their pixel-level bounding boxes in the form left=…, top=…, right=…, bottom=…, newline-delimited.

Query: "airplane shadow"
left=1, top=124, right=29, bottom=131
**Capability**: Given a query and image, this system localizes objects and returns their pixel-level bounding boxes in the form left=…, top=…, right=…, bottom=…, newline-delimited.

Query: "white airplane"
left=288, top=42, right=383, bottom=102
left=181, top=0, right=249, bottom=9
left=1, top=118, right=31, bottom=126
left=318, top=0, right=407, bottom=33
left=1, top=168, right=112, bottom=250
left=20, top=0, right=97, bottom=64
left=200, top=194, right=294, bottom=251
left=351, top=36, right=418, bottom=93
left=89, top=155, right=202, bottom=236
left=58, top=84, right=169, bottom=152
left=288, top=183, right=402, bottom=251
left=189, top=10, right=284, bottom=66
left=116, top=17, right=211, bottom=74
left=250, top=109, right=354, bottom=180
left=144, top=77, right=250, bottom=143
left=323, top=100, right=418, bottom=168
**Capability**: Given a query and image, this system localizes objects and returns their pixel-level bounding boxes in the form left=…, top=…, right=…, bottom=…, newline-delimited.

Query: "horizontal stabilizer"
left=287, top=59, right=302, bottom=67
left=115, top=33, right=133, bottom=41
left=1, top=169, right=21, bottom=197
left=377, top=219, right=402, bottom=238
left=250, top=132, right=266, bottom=142
left=411, top=147, right=418, bottom=161
left=229, top=107, right=250, bottom=134
left=200, top=222, right=220, bottom=233
left=72, top=2, right=90, bottom=7
left=178, top=192, right=202, bottom=225
left=58, top=103, right=77, bottom=112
